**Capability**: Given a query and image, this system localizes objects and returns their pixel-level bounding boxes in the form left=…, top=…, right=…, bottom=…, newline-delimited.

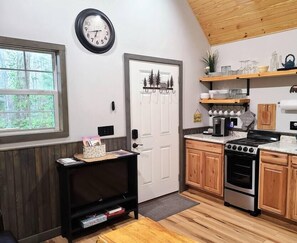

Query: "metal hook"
left=290, top=85, right=297, bottom=93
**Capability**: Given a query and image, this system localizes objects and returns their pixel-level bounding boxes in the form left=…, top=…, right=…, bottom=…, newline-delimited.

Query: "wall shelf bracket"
left=246, top=78, right=250, bottom=96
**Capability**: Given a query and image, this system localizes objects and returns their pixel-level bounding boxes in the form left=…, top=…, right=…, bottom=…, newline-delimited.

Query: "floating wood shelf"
left=199, top=98, right=250, bottom=104
left=200, top=70, right=297, bottom=82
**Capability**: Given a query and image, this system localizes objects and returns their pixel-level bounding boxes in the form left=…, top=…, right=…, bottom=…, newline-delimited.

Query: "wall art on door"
left=142, top=69, right=175, bottom=94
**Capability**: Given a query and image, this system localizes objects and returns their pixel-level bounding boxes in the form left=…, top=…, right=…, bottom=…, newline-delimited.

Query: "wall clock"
left=75, top=8, right=115, bottom=54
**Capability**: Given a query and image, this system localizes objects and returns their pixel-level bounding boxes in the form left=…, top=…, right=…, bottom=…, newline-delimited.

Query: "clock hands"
left=87, top=29, right=103, bottom=38
left=88, top=30, right=103, bottom=32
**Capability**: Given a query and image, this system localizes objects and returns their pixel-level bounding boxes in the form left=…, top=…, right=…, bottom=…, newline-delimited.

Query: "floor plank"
left=47, top=191, right=297, bottom=243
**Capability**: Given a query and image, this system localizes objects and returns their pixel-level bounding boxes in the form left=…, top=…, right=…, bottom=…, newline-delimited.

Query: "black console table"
left=56, top=151, right=138, bottom=243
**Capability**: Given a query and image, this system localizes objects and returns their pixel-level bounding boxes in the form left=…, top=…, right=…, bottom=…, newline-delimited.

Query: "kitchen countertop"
left=259, top=135, right=297, bottom=155
left=184, top=131, right=247, bottom=144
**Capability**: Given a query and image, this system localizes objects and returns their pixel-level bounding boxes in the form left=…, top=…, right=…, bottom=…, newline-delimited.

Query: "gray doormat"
left=138, top=192, right=199, bottom=221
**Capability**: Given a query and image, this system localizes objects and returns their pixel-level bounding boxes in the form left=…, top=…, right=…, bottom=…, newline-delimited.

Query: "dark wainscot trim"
left=0, top=137, right=127, bottom=242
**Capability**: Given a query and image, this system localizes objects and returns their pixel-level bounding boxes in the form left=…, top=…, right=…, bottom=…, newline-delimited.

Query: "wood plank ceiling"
left=188, top=0, right=297, bottom=45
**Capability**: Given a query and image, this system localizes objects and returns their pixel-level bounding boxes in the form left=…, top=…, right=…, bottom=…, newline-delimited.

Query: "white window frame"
left=0, top=36, right=69, bottom=144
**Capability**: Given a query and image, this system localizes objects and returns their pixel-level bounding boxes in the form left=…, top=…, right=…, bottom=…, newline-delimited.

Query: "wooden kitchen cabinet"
left=185, top=139, right=223, bottom=196
left=203, top=152, right=223, bottom=195
left=259, top=162, right=287, bottom=216
left=259, top=150, right=288, bottom=216
left=186, top=148, right=203, bottom=188
left=260, top=151, right=297, bottom=222
left=287, top=155, right=297, bottom=221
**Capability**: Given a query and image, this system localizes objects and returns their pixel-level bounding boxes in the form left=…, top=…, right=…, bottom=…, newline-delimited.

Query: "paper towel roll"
left=279, top=99, right=297, bottom=110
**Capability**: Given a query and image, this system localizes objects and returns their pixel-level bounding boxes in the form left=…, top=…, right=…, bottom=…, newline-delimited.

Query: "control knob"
left=237, top=146, right=242, bottom=151
left=243, top=147, right=248, bottom=152
left=227, top=144, right=232, bottom=149
left=249, top=147, right=254, bottom=153
left=232, top=145, right=237, bottom=150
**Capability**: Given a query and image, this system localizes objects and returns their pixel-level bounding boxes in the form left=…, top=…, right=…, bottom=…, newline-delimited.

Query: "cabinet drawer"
left=186, top=140, right=223, bottom=154
left=260, top=150, right=288, bottom=166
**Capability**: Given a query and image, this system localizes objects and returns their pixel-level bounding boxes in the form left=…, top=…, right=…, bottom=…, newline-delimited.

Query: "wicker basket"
left=83, top=144, right=106, bottom=159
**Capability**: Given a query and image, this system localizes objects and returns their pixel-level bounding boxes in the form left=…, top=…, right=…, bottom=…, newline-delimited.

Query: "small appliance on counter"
left=212, top=116, right=231, bottom=137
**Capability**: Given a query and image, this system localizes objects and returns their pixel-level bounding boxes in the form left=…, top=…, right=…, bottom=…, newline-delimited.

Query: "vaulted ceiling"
left=188, top=0, right=297, bottom=45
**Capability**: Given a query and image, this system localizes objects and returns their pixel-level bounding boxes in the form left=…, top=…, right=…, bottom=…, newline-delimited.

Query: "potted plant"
left=202, top=50, right=219, bottom=74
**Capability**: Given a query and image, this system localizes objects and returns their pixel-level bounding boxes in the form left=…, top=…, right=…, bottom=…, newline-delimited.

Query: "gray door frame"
left=123, top=53, right=185, bottom=192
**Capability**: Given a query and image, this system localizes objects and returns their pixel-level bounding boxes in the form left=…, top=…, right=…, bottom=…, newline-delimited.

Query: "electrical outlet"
left=98, top=125, right=114, bottom=136
left=290, top=121, right=297, bottom=130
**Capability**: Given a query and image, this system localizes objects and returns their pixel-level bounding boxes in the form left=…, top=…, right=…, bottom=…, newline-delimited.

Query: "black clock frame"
left=75, top=8, right=115, bottom=54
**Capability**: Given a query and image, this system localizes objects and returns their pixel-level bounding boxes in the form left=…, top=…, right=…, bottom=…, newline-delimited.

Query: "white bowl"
left=218, top=89, right=229, bottom=94
left=200, top=93, right=210, bottom=99
left=258, top=65, right=269, bottom=73
left=209, top=90, right=219, bottom=98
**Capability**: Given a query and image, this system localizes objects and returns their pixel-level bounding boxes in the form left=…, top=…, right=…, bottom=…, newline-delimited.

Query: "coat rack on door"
left=142, top=70, right=175, bottom=94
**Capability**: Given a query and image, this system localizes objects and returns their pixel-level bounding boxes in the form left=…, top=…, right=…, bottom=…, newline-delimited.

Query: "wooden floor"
left=46, top=191, right=297, bottom=243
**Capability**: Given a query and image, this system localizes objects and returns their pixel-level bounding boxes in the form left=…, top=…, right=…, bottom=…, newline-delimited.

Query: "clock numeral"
left=96, top=40, right=99, bottom=45
left=104, top=25, right=108, bottom=30
left=87, top=33, right=90, bottom=38
left=104, top=36, right=108, bottom=40
left=101, top=39, right=104, bottom=44
left=91, top=38, right=94, bottom=42
left=84, top=27, right=88, bottom=31
left=106, top=31, right=109, bottom=36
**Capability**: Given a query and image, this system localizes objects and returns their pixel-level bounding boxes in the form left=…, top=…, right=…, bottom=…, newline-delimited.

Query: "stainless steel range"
left=224, top=130, right=280, bottom=216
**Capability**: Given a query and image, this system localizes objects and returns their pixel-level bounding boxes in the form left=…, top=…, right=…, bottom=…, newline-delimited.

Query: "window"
left=0, top=36, right=69, bottom=144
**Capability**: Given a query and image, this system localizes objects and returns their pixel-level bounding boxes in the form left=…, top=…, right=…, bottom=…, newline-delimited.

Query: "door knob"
left=132, top=143, right=143, bottom=148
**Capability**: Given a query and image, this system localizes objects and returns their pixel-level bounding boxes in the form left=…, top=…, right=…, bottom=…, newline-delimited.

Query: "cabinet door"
left=203, top=152, right=223, bottom=196
left=186, top=148, right=203, bottom=188
left=259, top=162, right=287, bottom=216
left=288, top=156, right=297, bottom=221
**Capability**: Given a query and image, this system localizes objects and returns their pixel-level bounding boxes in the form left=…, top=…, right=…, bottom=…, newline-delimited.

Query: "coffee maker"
left=212, top=116, right=230, bottom=137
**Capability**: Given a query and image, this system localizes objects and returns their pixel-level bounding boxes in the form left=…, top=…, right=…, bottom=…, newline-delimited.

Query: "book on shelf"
left=56, top=158, right=84, bottom=166
left=105, top=206, right=125, bottom=218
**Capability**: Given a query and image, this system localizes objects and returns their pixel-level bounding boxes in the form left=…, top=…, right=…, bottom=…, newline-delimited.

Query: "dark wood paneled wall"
left=0, top=137, right=127, bottom=241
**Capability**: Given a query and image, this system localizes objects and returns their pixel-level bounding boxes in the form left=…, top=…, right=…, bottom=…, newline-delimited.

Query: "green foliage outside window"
left=0, top=48, right=56, bottom=131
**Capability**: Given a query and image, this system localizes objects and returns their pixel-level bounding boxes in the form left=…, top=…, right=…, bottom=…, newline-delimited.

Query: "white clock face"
left=82, top=15, right=111, bottom=47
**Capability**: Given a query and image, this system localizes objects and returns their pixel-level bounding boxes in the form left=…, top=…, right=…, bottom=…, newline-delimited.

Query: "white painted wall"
left=0, top=0, right=209, bottom=149
left=211, top=29, right=297, bottom=134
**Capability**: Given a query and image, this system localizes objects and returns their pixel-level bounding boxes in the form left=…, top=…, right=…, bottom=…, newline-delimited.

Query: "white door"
left=129, top=60, right=179, bottom=203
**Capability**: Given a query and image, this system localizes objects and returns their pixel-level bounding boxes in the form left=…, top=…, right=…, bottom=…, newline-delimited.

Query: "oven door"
left=225, top=151, right=256, bottom=195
